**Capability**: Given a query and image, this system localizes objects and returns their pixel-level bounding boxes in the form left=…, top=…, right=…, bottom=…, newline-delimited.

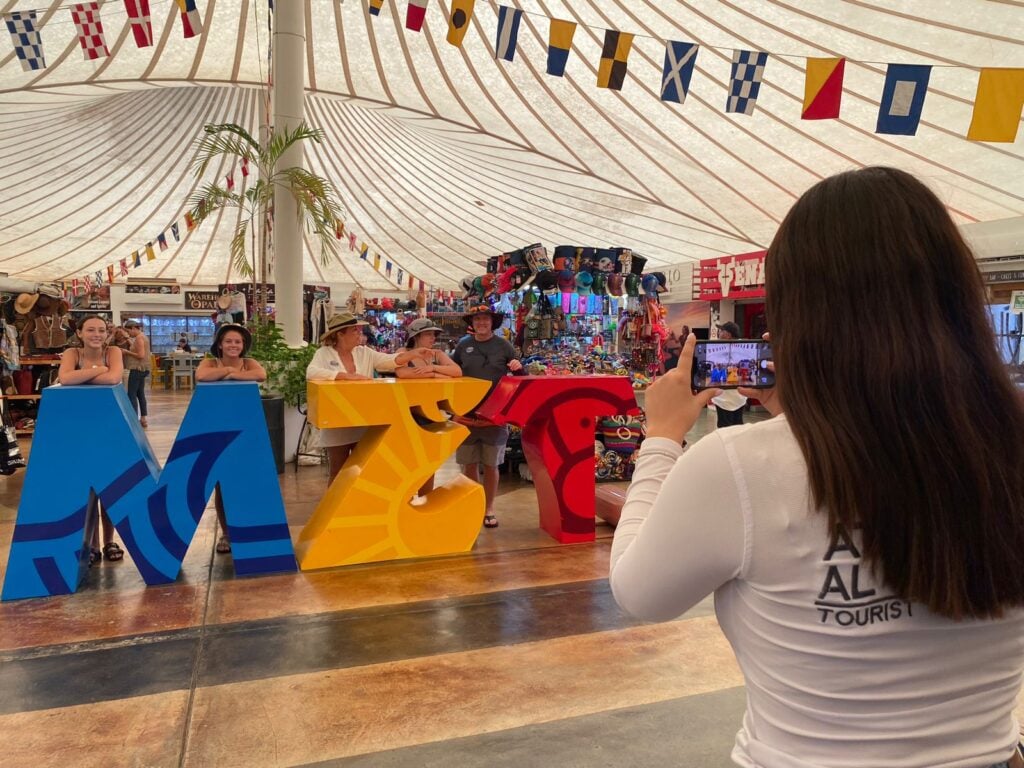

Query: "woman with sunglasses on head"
left=307, top=313, right=435, bottom=484
left=58, top=314, right=127, bottom=563
left=196, top=324, right=267, bottom=554
left=610, top=168, right=1024, bottom=768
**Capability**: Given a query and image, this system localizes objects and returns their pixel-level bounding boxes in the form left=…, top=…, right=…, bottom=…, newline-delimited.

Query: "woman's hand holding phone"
left=644, top=333, right=720, bottom=445
left=738, top=332, right=783, bottom=417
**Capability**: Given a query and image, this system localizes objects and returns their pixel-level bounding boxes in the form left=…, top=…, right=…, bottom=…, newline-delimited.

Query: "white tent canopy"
left=0, top=0, right=1020, bottom=288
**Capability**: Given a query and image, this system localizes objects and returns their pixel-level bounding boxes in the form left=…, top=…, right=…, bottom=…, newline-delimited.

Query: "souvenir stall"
left=452, top=242, right=676, bottom=483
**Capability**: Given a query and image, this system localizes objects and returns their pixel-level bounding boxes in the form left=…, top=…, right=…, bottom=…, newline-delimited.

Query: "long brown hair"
left=767, top=167, right=1024, bottom=620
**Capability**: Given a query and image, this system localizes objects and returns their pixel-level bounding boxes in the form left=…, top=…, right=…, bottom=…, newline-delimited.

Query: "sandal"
left=89, top=548, right=102, bottom=566
left=103, top=542, right=124, bottom=561
left=216, top=536, right=231, bottom=554
left=483, top=515, right=499, bottom=529
left=139, top=417, right=148, bottom=429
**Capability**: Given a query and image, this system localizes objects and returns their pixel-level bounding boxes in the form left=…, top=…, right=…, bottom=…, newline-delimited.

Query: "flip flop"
left=483, top=515, right=499, bottom=528
left=216, top=536, right=231, bottom=554
left=103, top=542, right=124, bottom=561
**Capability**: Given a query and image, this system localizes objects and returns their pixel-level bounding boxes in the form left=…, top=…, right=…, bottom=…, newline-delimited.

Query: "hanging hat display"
left=557, top=270, right=576, bottom=292
left=625, top=273, right=641, bottom=297
left=608, top=274, right=625, bottom=296
left=14, top=294, right=38, bottom=315
left=575, top=271, right=594, bottom=295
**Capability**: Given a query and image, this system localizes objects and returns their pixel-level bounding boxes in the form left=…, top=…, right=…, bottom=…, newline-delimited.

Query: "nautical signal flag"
left=597, top=30, right=634, bottom=91
left=495, top=6, right=523, bottom=63
left=727, top=50, right=768, bottom=115
left=348, top=232, right=357, bottom=251
left=146, top=242, right=156, bottom=261
left=386, top=261, right=393, bottom=277
left=802, top=57, right=845, bottom=120
left=369, top=0, right=383, bottom=16
left=967, top=68, right=1024, bottom=143
left=4, top=10, right=45, bottom=72
left=397, top=269, right=404, bottom=285
left=661, top=41, right=698, bottom=104
left=71, top=3, right=109, bottom=60
left=373, top=253, right=381, bottom=270
left=171, top=222, right=180, bottom=241
left=132, top=250, right=141, bottom=268
left=184, top=212, right=196, bottom=231
left=876, top=64, right=931, bottom=136
left=547, top=19, right=576, bottom=77
left=360, top=242, right=369, bottom=260
left=107, top=265, right=115, bottom=283
left=157, top=232, right=168, bottom=251
left=123, top=0, right=153, bottom=48
left=447, top=0, right=475, bottom=47
left=406, top=0, right=427, bottom=31
left=174, top=0, right=203, bottom=39
left=120, top=258, right=129, bottom=276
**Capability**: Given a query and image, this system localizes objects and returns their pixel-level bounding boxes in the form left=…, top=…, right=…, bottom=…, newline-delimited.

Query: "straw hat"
left=320, top=312, right=369, bottom=343
left=14, top=294, right=38, bottom=315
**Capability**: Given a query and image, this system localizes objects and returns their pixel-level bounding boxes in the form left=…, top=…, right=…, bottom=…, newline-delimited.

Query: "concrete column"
left=272, top=0, right=306, bottom=346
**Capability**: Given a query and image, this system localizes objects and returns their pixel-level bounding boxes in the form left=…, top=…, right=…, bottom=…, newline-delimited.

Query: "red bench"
left=595, top=486, right=627, bottom=527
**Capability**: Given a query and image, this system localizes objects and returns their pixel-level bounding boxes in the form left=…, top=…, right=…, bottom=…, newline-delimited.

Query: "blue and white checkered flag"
left=4, top=11, right=45, bottom=72
left=727, top=50, right=768, bottom=115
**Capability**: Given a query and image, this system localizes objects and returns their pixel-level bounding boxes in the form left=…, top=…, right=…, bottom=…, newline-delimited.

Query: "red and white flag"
left=226, top=173, right=235, bottom=191
left=123, top=0, right=153, bottom=48
left=348, top=232, right=357, bottom=251
left=72, top=278, right=80, bottom=295
left=70, top=3, right=109, bottom=60
left=119, top=258, right=129, bottom=276
left=174, top=0, right=203, bottom=39
left=241, top=157, right=249, bottom=177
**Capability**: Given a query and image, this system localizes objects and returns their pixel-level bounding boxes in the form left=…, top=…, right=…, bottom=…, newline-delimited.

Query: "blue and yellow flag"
left=547, top=19, right=575, bottom=77
left=447, top=0, right=475, bottom=47
left=369, top=0, right=383, bottom=16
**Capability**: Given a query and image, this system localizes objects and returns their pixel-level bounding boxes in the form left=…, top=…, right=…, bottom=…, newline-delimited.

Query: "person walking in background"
left=610, top=167, right=1024, bottom=768
left=122, top=321, right=150, bottom=428
left=711, top=320, right=746, bottom=429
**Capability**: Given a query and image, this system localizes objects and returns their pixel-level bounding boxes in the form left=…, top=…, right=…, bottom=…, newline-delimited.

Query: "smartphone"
left=692, top=340, right=774, bottom=390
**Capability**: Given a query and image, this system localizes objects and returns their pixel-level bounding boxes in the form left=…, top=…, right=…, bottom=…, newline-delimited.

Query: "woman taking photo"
left=58, top=314, right=126, bottom=563
left=307, top=313, right=434, bottom=483
left=610, top=168, right=1024, bottom=768
left=195, top=323, right=267, bottom=554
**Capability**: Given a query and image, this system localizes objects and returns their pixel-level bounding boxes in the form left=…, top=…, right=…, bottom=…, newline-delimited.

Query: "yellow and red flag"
left=803, top=57, right=845, bottom=120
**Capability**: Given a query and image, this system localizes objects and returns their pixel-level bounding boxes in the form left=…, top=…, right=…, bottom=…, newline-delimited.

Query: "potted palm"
left=187, top=121, right=345, bottom=317
left=188, top=121, right=345, bottom=469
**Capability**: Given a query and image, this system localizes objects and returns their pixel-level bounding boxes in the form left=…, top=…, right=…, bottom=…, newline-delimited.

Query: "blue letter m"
left=2, top=382, right=295, bottom=600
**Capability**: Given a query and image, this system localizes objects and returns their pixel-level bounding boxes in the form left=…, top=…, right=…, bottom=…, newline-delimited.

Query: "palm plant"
left=188, top=121, right=344, bottom=316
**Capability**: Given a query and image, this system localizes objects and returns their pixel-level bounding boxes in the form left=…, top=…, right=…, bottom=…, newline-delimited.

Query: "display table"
left=475, top=375, right=638, bottom=544
left=298, top=377, right=491, bottom=571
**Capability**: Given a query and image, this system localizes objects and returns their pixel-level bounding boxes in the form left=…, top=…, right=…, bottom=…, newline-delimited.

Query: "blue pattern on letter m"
left=2, top=382, right=295, bottom=600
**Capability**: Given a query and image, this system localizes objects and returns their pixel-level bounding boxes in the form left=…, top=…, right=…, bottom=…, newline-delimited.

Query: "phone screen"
left=692, top=340, right=774, bottom=390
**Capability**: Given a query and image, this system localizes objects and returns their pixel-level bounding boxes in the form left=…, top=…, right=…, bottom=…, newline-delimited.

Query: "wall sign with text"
left=699, top=251, right=767, bottom=301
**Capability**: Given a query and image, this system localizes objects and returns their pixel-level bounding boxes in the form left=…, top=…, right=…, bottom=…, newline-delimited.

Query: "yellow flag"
left=447, top=0, right=475, bottom=46
left=597, top=30, right=634, bottom=91
left=967, top=68, right=1024, bottom=143
left=145, top=242, right=156, bottom=261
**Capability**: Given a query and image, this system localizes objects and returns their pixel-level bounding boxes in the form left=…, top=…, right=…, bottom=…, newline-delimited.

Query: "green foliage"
left=247, top=319, right=317, bottom=407
left=187, top=121, right=345, bottom=279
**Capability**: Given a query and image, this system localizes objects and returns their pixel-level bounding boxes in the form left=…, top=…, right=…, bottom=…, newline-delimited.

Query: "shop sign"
left=125, top=282, right=181, bottom=295
left=1010, top=290, right=1024, bottom=314
left=184, top=291, right=221, bottom=311
left=699, top=251, right=766, bottom=301
left=983, top=270, right=1024, bottom=284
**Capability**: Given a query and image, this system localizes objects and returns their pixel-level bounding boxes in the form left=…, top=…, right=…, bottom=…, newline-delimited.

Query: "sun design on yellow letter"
left=297, top=378, right=491, bottom=570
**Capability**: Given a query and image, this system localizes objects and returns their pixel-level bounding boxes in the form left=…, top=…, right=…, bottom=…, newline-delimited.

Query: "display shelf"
left=2, top=394, right=41, bottom=400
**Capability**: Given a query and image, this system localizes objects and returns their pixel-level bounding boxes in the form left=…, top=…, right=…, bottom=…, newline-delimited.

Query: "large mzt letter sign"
left=2, top=382, right=295, bottom=601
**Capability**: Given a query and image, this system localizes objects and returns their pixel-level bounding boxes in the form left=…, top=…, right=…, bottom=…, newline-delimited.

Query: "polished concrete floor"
left=0, top=387, right=756, bottom=767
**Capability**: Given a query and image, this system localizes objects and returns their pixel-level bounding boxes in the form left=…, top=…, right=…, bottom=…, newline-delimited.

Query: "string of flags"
left=3, top=0, right=204, bottom=74
left=333, top=218, right=429, bottom=294
left=372, top=0, right=1024, bottom=143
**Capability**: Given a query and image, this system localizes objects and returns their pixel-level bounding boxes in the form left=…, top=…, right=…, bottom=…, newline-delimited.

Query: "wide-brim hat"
left=14, top=293, right=38, bottom=315
left=216, top=293, right=233, bottom=310
left=462, top=304, right=505, bottom=328
left=406, top=318, right=445, bottom=342
left=716, top=321, right=742, bottom=338
left=320, top=312, right=370, bottom=343
left=210, top=323, right=252, bottom=357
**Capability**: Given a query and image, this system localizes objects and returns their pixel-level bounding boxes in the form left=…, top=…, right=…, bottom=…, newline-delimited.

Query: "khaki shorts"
left=456, top=425, right=509, bottom=467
